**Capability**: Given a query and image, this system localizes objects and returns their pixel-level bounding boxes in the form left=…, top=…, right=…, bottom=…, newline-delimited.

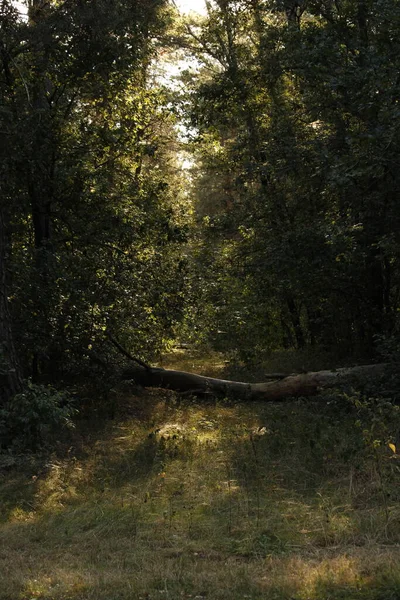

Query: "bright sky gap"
left=174, top=0, right=207, bottom=15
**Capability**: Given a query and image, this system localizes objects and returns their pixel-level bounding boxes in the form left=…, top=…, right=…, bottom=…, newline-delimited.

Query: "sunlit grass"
left=158, top=348, right=228, bottom=377
left=0, top=367, right=399, bottom=599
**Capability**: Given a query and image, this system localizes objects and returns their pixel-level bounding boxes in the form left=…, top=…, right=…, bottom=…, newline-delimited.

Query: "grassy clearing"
left=0, top=362, right=400, bottom=600
left=158, top=348, right=228, bottom=377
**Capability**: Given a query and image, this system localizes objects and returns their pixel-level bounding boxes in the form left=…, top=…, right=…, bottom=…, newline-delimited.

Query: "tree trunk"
left=286, top=294, right=305, bottom=349
left=27, top=0, right=56, bottom=380
left=0, top=207, right=23, bottom=404
left=120, top=363, right=389, bottom=402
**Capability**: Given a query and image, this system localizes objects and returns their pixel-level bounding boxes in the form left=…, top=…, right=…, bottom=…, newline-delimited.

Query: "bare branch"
left=106, top=333, right=152, bottom=372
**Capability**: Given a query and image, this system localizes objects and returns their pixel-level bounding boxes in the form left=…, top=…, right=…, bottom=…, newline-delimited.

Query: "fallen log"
left=121, top=363, right=390, bottom=401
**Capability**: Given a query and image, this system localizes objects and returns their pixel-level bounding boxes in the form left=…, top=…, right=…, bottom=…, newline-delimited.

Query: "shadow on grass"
left=1, top=509, right=400, bottom=600
left=1, top=388, right=400, bottom=600
left=0, top=388, right=178, bottom=521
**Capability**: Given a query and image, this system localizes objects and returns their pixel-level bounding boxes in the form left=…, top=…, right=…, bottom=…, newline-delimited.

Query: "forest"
left=0, top=0, right=400, bottom=599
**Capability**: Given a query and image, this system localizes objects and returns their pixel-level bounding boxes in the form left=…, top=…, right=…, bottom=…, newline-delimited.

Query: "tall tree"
left=180, top=0, right=400, bottom=360
left=1, top=0, right=188, bottom=385
left=0, top=206, right=23, bottom=404
left=0, top=0, right=23, bottom=402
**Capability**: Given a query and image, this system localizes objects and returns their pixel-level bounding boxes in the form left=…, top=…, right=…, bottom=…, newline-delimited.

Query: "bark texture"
left=121, top=363, right=389, bottom=401
left=0, top=208, right=23, bottom=404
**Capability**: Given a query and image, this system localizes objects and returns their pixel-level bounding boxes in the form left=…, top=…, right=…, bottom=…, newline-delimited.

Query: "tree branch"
left=106, top=333, right=152, bottom=372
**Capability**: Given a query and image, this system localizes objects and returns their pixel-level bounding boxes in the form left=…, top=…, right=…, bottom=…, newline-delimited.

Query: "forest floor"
left=0, top=351, right=400, bottom=600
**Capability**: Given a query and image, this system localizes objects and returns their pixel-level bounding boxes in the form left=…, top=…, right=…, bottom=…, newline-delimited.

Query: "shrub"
left=0, top=383, right=77, bottom=451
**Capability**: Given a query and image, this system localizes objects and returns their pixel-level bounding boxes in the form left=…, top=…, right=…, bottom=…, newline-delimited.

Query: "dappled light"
left=1, top=0, right=400, bottom=597
left=257, top=552, right=400, bottom=599
left=1, top=386, right=400, bottom=599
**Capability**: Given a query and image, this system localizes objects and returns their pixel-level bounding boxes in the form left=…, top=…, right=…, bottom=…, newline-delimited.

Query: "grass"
left=0, top=355, right=400, bottom=600
left=157, top=347, right=229, bottom=377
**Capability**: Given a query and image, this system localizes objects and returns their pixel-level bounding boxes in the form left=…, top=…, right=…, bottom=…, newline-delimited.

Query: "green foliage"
left=178, top=0, right=400, bottom=361
left=376, top=332, right=400, bottom=367
left=3, top=0, right=400, bottom=412
left=352, top=393, right=400, bottom=455
left=0, top=383, right=76, bottom=450
left=0, top=0, right=190, bottom=384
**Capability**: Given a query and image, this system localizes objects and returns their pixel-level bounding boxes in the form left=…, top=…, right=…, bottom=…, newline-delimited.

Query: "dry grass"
left=1, top=371, right=400, bottom=600
left=157, top=348, right=228, bottom=377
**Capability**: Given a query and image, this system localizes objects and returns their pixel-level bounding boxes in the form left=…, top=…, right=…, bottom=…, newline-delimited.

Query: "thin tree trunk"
left=0, top=207, right=23, bottom=404
left=27, top=0, right=55, bottom=379
left=286, top=294, right=305, bottom=349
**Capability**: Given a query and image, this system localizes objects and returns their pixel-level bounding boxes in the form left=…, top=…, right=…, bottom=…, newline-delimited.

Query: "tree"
left=0, top=206, right=23, bottom=404
left=1, top=0, right=189, bottom=386
left=0, top=0, right=23, bottom=403
left=120, top=360, right=390, bottom=402
left=178, top=0, right=400, bottom=361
